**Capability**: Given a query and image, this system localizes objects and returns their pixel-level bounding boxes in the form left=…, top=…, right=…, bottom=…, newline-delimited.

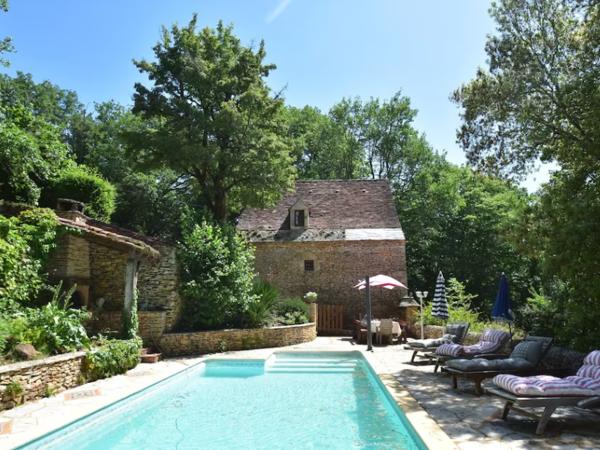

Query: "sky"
left=0, top=0, right=550, bottom=189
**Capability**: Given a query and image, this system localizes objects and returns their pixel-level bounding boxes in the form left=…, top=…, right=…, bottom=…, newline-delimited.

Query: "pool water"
left=20, top=352, right=427, bottom=450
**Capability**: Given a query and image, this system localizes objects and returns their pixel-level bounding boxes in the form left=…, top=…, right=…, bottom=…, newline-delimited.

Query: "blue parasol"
left=492, top=273, right=514, bottom=337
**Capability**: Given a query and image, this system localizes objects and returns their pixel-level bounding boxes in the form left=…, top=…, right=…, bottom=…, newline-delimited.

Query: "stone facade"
left=253, top=240, right=408, bottom=329
left=138, top=243, right=181, bottom=331
left=89, top=244, right=129, bottom=311
left=159, top=323, right=317, bottom=356
left=0, top=352, right=85, bottom=411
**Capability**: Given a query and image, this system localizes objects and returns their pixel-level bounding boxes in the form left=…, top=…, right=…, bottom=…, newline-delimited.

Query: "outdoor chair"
left=431, top=328, right=511, bottom=373
left=406, top=323, right=470, bottom=364
left=442, top=336, right=553, bottom=394
left=376, top=319, right=394, bottom=345
left=486, top=350, right=600, bottom=434
left=353, top=319, right=368, bottom=344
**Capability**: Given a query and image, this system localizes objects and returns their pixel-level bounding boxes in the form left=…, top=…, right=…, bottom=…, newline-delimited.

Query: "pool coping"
left=5, top=348, right=457, bottom=450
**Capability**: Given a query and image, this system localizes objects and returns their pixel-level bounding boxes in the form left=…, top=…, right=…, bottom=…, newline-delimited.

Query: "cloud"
left=266, top=0, right=292, bottom=23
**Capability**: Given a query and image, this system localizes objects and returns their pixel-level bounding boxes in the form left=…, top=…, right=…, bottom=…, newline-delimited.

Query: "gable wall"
left=252, top=240, right=408, bottom=330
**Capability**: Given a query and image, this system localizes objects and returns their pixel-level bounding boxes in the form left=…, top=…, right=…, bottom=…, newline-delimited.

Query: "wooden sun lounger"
left=486, top=386, right=599, bottom=435
left=443, top=366, right=533, bottom=395
left=432, top=352, right=509, bottom=373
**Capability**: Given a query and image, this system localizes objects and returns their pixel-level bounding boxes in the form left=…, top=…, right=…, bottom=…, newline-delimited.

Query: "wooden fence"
left=317, top=304, right=345, bottom=335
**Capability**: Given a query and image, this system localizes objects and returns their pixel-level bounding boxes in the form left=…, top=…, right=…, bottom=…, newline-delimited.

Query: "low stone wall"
left=93, top=311, right=166, bottom=346
left=159, top=323, right=317, bottom=356
left=0, top=352, right=85, bottom=411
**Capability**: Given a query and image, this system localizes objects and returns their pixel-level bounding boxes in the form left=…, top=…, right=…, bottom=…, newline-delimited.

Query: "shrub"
left=270, top=298, right=309, bottom=325
left=42, top=166, right=116, bottom=221
left=83, top=337, right=141, bottom=381
left=0, top=208, right=59, bottom=314
left=177, top=221, right=256, bottom=330
left=244, top=279, right=279, bottom=328
left=3, top=283, right=91, bottom=356
left=121, top=288, right=139, bottom=339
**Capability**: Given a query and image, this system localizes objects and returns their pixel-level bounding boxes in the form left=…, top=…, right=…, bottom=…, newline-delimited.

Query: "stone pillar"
left=122, top=257, right=140, bottom=335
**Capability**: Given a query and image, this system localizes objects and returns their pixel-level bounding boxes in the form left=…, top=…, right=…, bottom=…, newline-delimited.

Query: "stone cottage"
left=237, top=180, right=416, bottom=331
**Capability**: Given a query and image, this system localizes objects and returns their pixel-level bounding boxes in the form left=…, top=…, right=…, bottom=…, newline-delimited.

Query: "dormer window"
left=290, top=198, right=309, bottom=230
left=294, top=209, right=305, bottom=227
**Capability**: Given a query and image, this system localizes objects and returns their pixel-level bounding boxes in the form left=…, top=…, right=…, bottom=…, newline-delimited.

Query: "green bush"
left=177, top=221, right=256, bottom=330
left=2, top=284, right=90, bottom=356
left=42, top=166, right=116, bottom=221
left=83, top=337, right=141, bottom=381
left=270, top=298, right=309, bottom=325
left=121, top=288, right=139, bottom=339
left=0, top=208, right=59, bottom=314
left=244, top=279, right=279, bottom=328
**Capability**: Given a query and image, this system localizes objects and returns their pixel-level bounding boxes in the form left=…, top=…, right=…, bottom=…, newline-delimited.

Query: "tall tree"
left=0, top=0, right=13, bottom=66
left=127, top=16, right=295, bottom=221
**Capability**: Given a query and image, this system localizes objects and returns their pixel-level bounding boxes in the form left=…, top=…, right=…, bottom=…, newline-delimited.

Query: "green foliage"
left=4, top=380, right=23, bottom=401
left=121, top=289, right=139, bottom=340
left=517, top=286, right=563, bottom=340
left=177, top=221, right=256, bottom=330
left=83, top=338, right=141, bottom=381
left=42, top=166, right=116, bottom=221
left=0, top=0, right=13, bottom=67
left=0, top=103, right=74, bottom=204
left=0, top=208, right=59, bottom=314
left=127, top=17, right=295, bottom=221
left=4, top=283, right=90, bottom=356
left=244, top=279, right=279, bottom=328
left=270, top=298, right=309, bottom=326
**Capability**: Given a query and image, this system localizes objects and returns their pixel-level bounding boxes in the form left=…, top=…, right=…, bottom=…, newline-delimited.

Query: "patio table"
left=362, top=320, right=402, bottom=337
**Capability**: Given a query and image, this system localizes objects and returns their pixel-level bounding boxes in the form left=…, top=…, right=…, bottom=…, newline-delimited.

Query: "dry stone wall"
left=0, top=352, right=85, bottom=411
left=90, top=245, right=128, bottom=311
left=159, top=323, right=317, bottom=356
left=252, top=240, right=408, bottom=329
left=94, top=311, right=166, bottom=346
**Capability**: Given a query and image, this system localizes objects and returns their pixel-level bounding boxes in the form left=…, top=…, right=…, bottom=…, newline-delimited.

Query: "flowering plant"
left=303, top=291, right=318, bottom=303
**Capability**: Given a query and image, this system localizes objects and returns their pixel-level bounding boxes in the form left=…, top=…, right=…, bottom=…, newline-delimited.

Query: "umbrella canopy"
left=431, top=271, right=449, bottom=320
left=354, top=274, right=407, bottom=290
left=492, top=273, right=514, bottom=322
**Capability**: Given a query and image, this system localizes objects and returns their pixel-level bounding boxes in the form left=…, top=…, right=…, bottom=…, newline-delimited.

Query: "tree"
left=285, top=106, right=363, bottom=179
left=453, top=0, right=600, bottom=179
left=453, top=0, right=600, bottom=350
left=127, top=17, right=295, bottom=221
left=0, top=0, right=13, bottom=67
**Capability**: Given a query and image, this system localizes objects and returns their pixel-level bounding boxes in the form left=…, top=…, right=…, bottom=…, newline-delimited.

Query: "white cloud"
left=266, top=0, right=292, bottom=23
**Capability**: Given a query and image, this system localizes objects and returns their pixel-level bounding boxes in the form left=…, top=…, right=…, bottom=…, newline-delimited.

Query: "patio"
left=1, top=337, right=599, bottom=449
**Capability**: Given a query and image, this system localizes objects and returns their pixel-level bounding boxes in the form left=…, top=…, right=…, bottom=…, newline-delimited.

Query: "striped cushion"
left=494, top=349, right=600, bottom=396
left=436, top=343, right=464, bottom=357
left=481, top=329, right=510, bottom=344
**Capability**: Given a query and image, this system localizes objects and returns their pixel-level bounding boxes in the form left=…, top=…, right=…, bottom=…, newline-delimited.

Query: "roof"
left=237, top=180, right=404, bottom=242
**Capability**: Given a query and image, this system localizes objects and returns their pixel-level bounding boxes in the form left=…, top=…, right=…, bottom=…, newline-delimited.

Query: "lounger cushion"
left=408, top=334, right=456, bottom=348
left=493, top=349, right=600, bottom=396
left=446, top=324, right=469, bottom=343
left=436, top=329, right=510, bottom=357
left=446, top=357, right=535, bottom=372
left=510, top=340, right=544, bottom=365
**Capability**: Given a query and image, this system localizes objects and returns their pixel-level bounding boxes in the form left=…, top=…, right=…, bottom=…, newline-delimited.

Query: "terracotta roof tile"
left=237, top=180, right=401, bottom=232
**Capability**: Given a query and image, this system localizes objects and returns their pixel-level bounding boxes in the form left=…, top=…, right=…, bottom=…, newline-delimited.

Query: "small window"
left=294, top=209, right=305, bottom=227
left=304, top=260, right=315, bottom=272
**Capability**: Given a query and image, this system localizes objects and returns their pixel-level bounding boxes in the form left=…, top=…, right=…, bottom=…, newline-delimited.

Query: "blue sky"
left=0, top=1, right=550, bottom=188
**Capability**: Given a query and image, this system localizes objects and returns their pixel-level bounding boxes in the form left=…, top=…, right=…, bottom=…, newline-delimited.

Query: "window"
left=294, top=209, right=305, bottom=227
left=304, top=259, right=315, bottom=271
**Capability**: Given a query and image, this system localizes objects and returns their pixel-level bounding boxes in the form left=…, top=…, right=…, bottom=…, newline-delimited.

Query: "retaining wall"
left=159, top=323, right=317, bottom=356
left=0, top=352, right=85, bottom=411
left=94, top=311, right=166, bottom=346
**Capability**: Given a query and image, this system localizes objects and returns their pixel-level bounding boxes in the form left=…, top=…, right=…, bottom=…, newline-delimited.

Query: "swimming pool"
left=19, top=351, right=427, bottom=449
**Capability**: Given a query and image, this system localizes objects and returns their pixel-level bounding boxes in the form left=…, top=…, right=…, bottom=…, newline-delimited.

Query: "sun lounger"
left=406, top=323, right=470, bottom=363
left=486, top=350, right=600, bottom=434
left=431, top=328, right=511, bottom=373
left=443, top=336, right=553, bottom=394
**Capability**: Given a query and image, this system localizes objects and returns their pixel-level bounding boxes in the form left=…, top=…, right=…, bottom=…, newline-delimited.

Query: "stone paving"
left=1, top=337, right=599, bottom=449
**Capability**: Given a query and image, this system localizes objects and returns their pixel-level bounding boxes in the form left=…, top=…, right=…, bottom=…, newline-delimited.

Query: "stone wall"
left=0, top=352, right=85, bottom=411
left=94, top=311, right=166, bottom=346
left=138, top=243, right=181, bottom=331
left=159, top=323, right=317, bottom=356
left=89, top=244, right=129, bottom=311
left=252, top=240, right=408, bottom=329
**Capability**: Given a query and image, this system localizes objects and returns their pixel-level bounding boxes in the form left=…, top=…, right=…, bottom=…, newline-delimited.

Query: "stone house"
left=237, top=180, right=416, bottom=331
left=1, top=200, right=181, bottom=345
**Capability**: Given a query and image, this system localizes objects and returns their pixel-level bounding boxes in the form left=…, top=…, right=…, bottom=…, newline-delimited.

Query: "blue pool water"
left=20, top=352, right=427, bottom=450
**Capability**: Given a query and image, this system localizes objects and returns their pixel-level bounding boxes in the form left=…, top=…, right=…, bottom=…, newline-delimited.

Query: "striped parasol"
left=431, top=271, right=449, bottom=320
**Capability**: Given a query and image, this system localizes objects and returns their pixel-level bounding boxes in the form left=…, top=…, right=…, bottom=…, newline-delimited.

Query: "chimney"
left=56, top=198, right=87, bottom=223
